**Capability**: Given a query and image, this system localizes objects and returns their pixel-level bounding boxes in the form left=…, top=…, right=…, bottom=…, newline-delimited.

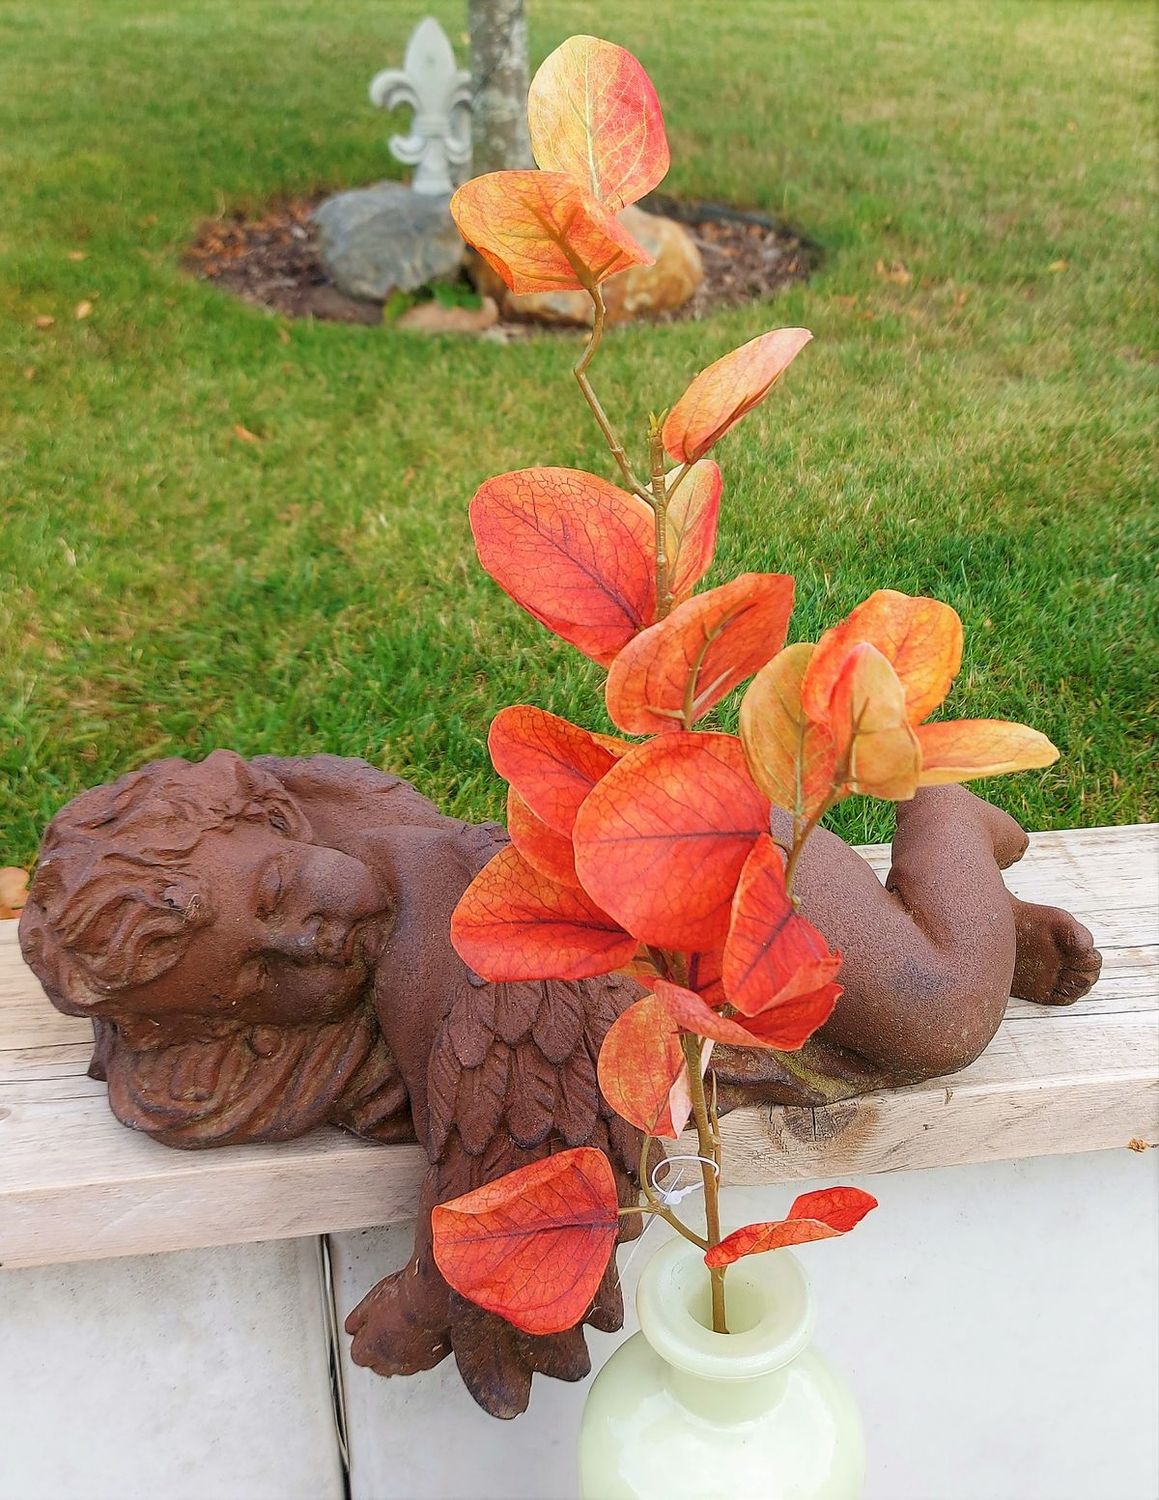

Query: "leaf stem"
left=637, top=1132, right=710, bottom=1250
left=664, top=459, right=695, bottom=501
left=649, top=421, right=673, bottom=620
left=784, top=794, right=836, bottom=900
left=576, top=287, right=652, bottom=502
left=681, top=1034, right=728, bottom=1333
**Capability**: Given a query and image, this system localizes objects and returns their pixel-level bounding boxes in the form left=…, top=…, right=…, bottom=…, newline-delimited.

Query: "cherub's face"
left=113, top=821, right=392, bottom=1028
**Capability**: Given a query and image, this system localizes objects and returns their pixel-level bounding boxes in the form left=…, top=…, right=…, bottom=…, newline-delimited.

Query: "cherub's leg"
left=788, top=788, right=1022, bottom=1080
left=720, top=789, right=1101, bottom=1108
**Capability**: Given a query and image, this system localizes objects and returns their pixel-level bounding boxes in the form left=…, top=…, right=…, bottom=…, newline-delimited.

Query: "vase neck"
left=636, top=1237, right=816, bottom=1384
left=664, top=1362, right=792, bottom=1424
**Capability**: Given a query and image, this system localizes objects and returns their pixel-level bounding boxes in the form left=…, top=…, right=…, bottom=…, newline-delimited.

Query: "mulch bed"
left=185, top=190, right=819, bottom=330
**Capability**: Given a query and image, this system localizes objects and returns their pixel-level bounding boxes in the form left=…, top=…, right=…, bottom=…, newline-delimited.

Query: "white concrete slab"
left=0, top=1238, right=345, bottom=1500
left=333, top=1148, right=1159, bottom=1500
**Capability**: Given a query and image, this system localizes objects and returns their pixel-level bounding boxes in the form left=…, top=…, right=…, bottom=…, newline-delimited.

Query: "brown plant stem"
left=575, top=287, right=653, bottom=502
left=648, top=421, right=673, bottom=620
left=682, top=1034, right=728, bottom=1333
left=637, top=1132, right=709, bottom=1250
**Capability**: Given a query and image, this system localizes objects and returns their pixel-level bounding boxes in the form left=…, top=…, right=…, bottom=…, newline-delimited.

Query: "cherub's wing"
left=425, top=968, right=644, bottom=1416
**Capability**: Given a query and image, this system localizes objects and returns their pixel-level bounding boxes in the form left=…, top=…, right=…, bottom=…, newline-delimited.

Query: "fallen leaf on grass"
left=67, top=250, right=87, bottom=262
left=875, top=259, right=911, bottom=285
left=233, top=424, right=262, bottom=444
left=1047, top=260, right=1069, bottom=274
left=74, top=300, right=93, bottom=320
left=34, top=315, right=55, bottom=329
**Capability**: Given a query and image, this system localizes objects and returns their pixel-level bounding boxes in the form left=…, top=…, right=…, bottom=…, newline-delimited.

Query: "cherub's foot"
left=971, top=797, right=1030, bottom=871
left=1011, top=898, right=1102, bottom=1005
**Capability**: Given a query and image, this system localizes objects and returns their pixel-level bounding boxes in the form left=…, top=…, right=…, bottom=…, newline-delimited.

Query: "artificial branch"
left=575, top=286, right=653, bottom=503
left=682, top=1033, right=729, bottom=1333
left=648, top=419, right=673, bottom=620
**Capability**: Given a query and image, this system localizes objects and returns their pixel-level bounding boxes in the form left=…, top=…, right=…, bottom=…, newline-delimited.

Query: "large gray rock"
left=313, top=182, right=465, bottom=302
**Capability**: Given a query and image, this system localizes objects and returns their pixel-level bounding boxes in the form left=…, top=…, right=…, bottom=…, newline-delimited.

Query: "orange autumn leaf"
left=739, top=643, right=838, bottom=822
left=0, top=866, right=29, bottom=920
left=653, top=978, right=837, bottom=1053
left=506, top=787, right=579, bottom=887
left=666, top=459, right=722, bottom=600
left=431, top=1146, right=620, bottom=1334
left=597, top=992, right=699, bottom=1139
left=916, top=719, right=1058, bottom=784
left=573, top=733, right=770, bottom=951
left=605, top=573, right=795, bottom=736
left=470, top=467, right=656, bottom=666
left=527, top=35, right=669, bottom=213
left=450, top=170, right=652, bottom=295
left=827, top=643, right=921, bottom=801
left=704, top=1187, right=878, bottom=1269
left=801, top=589, right=964, bottom=728
left=489, top=705, right=629, bottom=837
left=662, top=328, right=813, bottom=464
left=723, top=835, right=843, bottom=1019
left=450, top=845, right=636, bottom=982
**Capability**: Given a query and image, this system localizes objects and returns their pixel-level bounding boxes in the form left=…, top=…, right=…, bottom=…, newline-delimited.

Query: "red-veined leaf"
left=450, top=845, right=636, bottom=982
left=802, top=590, right=963, bottom=727
left=470, top=468, right=656, bottom=665
left=739, top=643, right=839, bottom=821
left=623, top=949, right=726, bottom=1007
left=686, top=946, right=726, bottom=1007
left=450, top=170, right=652, bottom=294
left=724, top=835, right=843, bottom=1018
left=597, top=992, right=695, bottom=1139
left=666, top=460, right=722, bottom=600
left=738, top=983, right=841, bottom=1048
left=916, top=719, right=1059, bottom=783
left=489, top=705, right=630, bottom=836
left=527, top=36, right=669, bottom=213
left=431, top=1146, right=620, bottom=1334
left=573, top=733, right=771, bottom=950
left=704, top=1187, right=878, bottom=1268
left=605, top=573, right=795, bottom=736
left=506, top=787, right=579, bottom=887
left=662, top=328, right=813, bottom=464
left=654, top=977, right=837, bottom=1053
left=827, top=643, right=921, bottom=801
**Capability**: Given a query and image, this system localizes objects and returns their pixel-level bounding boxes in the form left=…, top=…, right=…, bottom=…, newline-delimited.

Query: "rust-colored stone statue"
left=18, top=750, right=1100, bottom=1416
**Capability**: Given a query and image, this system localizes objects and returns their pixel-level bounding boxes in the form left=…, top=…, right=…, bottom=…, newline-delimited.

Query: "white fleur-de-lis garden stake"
left=369, top=17, right=472, bottom=196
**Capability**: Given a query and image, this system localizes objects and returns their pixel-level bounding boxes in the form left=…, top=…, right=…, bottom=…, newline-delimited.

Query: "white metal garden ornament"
left=369, top=17, right=472, bottom=196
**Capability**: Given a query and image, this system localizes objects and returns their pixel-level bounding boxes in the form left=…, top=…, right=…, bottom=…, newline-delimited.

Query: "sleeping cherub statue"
left=18, top=747, right=1100, bottom=1417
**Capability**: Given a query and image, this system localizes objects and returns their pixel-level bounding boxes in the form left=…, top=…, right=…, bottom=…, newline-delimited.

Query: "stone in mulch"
left=184, top=192, right=819, bottom=331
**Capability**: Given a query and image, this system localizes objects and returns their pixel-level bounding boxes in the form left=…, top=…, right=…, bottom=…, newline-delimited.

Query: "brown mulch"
left=185, top=191, right=819, bottom=329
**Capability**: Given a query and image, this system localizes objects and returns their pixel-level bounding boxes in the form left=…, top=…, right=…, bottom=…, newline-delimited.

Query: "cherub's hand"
left=345, top=1257, right=453, bottom=1377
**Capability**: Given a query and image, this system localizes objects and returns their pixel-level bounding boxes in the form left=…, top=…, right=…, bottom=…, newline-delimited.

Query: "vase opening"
left=686, top=1273, right=767, bottom=1336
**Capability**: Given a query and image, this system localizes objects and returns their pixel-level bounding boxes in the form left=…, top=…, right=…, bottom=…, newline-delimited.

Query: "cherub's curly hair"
left=20, top=750, right=311, bottom=1012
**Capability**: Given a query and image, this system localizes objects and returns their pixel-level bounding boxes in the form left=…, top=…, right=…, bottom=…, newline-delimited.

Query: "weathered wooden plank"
left=712, top=1011, right=1159, bottom=1183
left=1, top=824, right=1155, bottom=1269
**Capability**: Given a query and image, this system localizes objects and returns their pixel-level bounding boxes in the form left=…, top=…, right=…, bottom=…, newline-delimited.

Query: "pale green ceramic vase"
left=577, top=1237, right=865, bottom=1500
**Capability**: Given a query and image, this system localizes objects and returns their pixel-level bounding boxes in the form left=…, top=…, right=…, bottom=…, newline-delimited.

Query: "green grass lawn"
left=2, top=0, right=1155, bottom=863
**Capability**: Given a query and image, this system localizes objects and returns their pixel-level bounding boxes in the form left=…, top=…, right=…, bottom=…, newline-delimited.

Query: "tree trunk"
left=468, top=0, right=533, bottom=174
